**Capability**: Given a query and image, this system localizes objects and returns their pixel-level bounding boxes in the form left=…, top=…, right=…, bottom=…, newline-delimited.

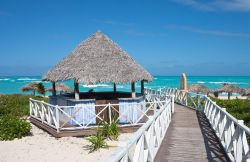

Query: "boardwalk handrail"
left=29, top=94, right=173, bottom=133
left=105, top=94, right=174, bottom=162
left=155, top=88, right=250, bottom=162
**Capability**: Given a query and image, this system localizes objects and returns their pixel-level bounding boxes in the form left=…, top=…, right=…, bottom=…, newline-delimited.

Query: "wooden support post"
left=74, top=81, right=80, bottom=100
left=113, top=83, right=116, bottom=93
left=52, top=82, right=56, bottom=96
left=141, top=80, right=144, bottom=95
left=131, top=82, right=136, bottom=98
left=228, top=92, right=231, bottom=100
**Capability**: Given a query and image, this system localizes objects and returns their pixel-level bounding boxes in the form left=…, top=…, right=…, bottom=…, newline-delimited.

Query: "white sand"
left=217, top=96, right=248, bottom=100
left=0, top=124, right=131, bottom=162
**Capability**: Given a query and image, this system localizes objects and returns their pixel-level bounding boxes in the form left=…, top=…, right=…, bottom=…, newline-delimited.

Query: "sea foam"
left=0, top=78, right=10, bottom=81
left=208, top=81, right=248, bottom=85
left=83, top=84, right=110, bottom=88
left=17, top=77, right=39, bottom=81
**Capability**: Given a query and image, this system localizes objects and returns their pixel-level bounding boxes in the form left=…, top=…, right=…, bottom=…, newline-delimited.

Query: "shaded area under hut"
left=42, top=31, right=152, bottom=126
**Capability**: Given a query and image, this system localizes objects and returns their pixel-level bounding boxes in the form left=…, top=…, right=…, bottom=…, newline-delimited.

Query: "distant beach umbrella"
left=187, top=84, right=210, bottom=94
left=215, top=83, right=244, bottom=100
left=180, top=73, right=187, bottom=91
left=46, top=83, right=73, bottom=94
left=21, top=82, right=39, bottom=95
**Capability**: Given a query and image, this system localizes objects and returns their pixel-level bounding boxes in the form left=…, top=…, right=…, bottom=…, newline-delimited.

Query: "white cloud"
left=166, top=24, right=250, bottom=38
left=123, top=29, right=167, bottom=37
left=174, top=0, right=250, bottom=12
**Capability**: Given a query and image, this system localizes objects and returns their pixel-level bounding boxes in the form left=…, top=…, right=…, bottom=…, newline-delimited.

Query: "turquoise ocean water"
left=0, top=76, right=250, bottom=95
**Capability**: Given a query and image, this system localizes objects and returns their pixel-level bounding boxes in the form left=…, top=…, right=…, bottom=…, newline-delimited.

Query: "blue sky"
left=0, top=0, right=250, bottom=76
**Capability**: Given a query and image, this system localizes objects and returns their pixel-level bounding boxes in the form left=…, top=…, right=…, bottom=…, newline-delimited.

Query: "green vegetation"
left=86, top=132, right=108, bottom=153
left=37, top=83, right=46, bottom=96
left=0, top=94, right=47, bottom=117
left=0, top=94, right=47, bottom=140
left=0, top=115, right=31, bottom=140
left=86, top=120, right=120, bottom=153
left=211, top=98, right=250, bottom=127
left=186, top=96, right=206, bottom=110
left=101, top=119, right=120, bottom=141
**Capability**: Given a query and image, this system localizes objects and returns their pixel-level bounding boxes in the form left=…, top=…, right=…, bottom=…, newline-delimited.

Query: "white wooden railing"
left=30, top=98, right=59, bottom=130
left=105, top=94, right=173, bottom=162
left=157, top=88, right=250, bottom=162
left=30, top=94, right=174, bottom=133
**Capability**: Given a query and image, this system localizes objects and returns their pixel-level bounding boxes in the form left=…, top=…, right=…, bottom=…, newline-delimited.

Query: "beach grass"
left=0, top=94, right=47, bottom=140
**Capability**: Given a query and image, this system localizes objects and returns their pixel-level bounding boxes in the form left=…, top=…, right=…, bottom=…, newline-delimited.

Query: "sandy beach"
left=217, top=96, right=249, bottom=100
left=0, top=123, right=131, bottom=162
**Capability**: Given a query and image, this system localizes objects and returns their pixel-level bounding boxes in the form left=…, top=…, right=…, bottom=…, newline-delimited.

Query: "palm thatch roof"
left=243, top=87, right=250, bottom=96
left=187, top=84, right=210, bottom=94
left=21, top=82, right=38, bottom=91
left=216, top=83, right=244, bottom=94
left=43, top=31, right=152, bottom=84
left=46, top=83, right=73, bottom=93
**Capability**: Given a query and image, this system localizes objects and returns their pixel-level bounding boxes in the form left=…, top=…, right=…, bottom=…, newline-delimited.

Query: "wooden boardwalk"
left=155, top=104, right=229, bottom=162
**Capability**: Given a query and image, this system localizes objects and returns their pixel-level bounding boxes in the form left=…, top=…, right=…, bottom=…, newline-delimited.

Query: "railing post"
left=55, top=105, right=60, bottom=133
left=171, top=95, right=175, bottom=113
left=236, top=120, right=244, bottom=162
left=185, top=92, right=188, bottom=106
left=41, top=101, right=45, bottom=123
left=108, top=103, right=112, bottom=124
left=29, top=98, right=32, bottom=116
left=197, top=95, right=201, bottom=110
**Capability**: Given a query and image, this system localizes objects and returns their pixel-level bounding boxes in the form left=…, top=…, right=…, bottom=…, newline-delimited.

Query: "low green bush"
left=0, top=94, right=47, bottom=141
left=86, top=132, right=108, bottom=153
left=101, top=120, right=120, bottom=141
left=0, top=94, right=47, bottom=117
left=0, top=115, right=31, bottom=140
left=211, top=98, right=250, bottom=126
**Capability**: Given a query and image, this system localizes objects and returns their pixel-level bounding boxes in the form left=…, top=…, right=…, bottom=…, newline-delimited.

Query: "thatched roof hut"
left=243, top=87, right=250, bottom=96
left=46, top=83, right=73, bottom=93
left=42, top=31, right=152, bottom=99
left=216, top=83, right=244, bottom=94
left=43, top=31, right=152, bottom=84
left=21, top=82, right=38, bottom=95
left=215, top=83, right=244, bottom=100
left=187, top=84, right=210, bottom=94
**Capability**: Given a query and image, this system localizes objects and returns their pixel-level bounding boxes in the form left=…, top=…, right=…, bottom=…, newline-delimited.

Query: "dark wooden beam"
left=74, top=81, right=79, bottom=100
left=141, top=80, right=144, bottom=95
left=52, top=82, right=56, bottom=96
left=131, top=82, right=136, bottom=98
left=113, top=83, right=116, bottom=93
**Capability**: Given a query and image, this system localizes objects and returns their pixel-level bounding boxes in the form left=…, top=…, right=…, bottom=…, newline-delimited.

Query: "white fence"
left=157, top=88, right=250, bottom=162
left=105, top=94, right=173, bottom=162
left=30, top=94, right=174, bottom=133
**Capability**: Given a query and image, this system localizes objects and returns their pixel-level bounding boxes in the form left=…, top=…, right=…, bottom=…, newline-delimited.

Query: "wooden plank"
left=154, top=104, right=229, bottom=162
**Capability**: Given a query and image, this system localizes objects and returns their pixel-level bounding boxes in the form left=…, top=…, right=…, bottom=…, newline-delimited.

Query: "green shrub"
left=210, top=97, right=250, bottom=127
left=0, top=94, right=47, bottom=141
left=86, top=132, right=108, bottom=153
left=0, top=94, right=48, bottom=117
left=0, top=115, right=31, bottom=140
left=101, top=120, right=120, bottom=141
left=37, top=83, right=45, bottom=96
